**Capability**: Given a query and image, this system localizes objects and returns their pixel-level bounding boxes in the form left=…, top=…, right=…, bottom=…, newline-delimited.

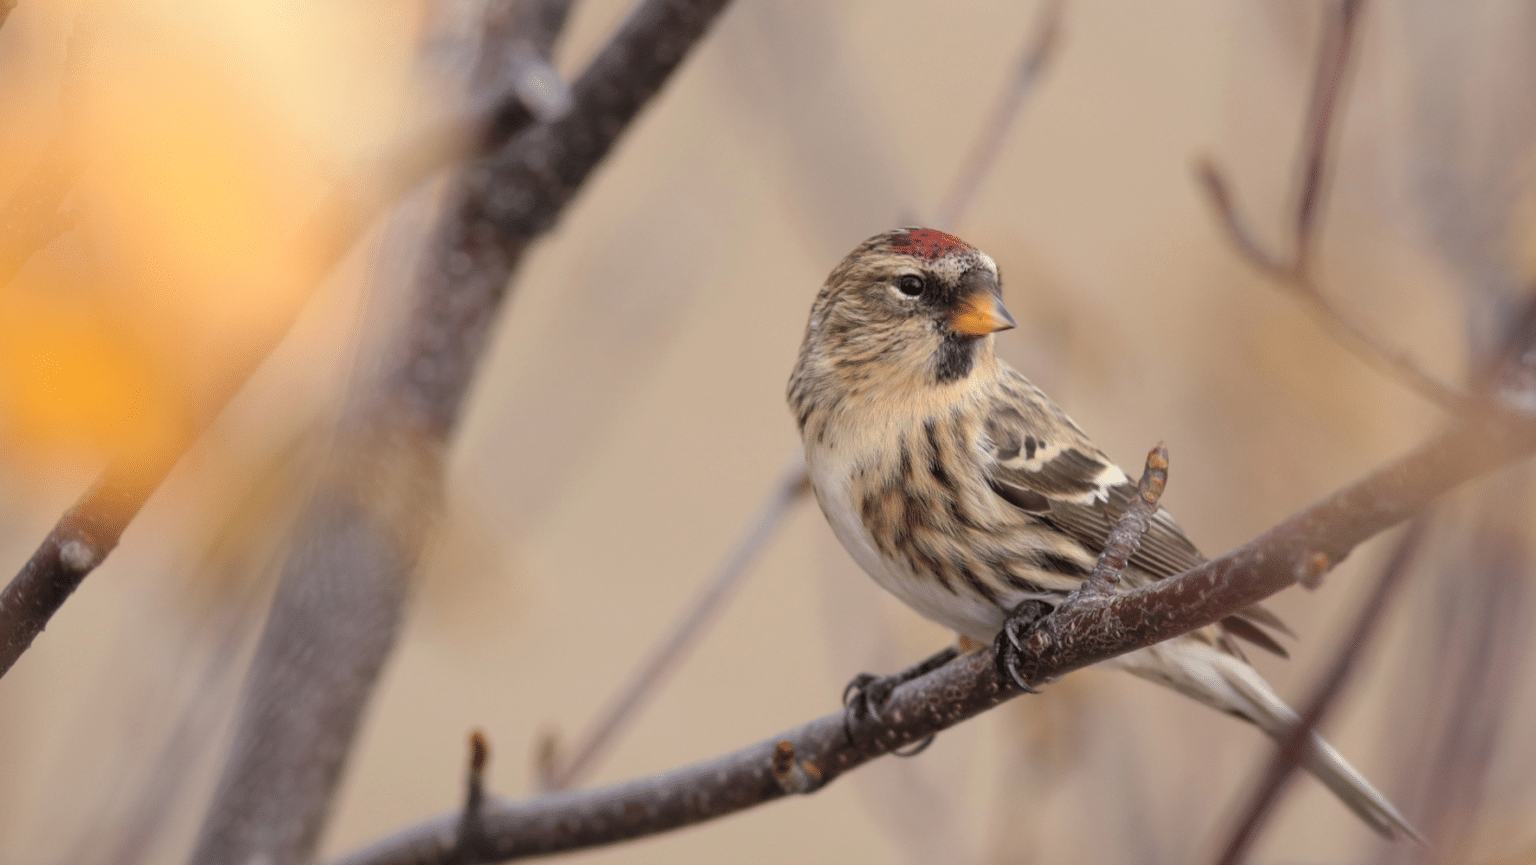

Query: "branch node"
left=454, top=730, right=491, bottom=859
left=1295, top=550, right=1332, bottom=590
left=57, top=538, right=100, bottom=573
left=769, top=741, right=810, bottom=794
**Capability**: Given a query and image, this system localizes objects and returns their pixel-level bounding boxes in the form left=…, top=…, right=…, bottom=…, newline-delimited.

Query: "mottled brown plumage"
left=789, top=228, right=1418, bottom=841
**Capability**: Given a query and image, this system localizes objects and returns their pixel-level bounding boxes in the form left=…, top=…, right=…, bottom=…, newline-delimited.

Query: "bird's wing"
left=982, top=381, right=1291, bottom=657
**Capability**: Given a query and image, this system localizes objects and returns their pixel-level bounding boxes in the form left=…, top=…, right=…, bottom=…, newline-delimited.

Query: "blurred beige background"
left=2, top=0, right=1534, bottom=863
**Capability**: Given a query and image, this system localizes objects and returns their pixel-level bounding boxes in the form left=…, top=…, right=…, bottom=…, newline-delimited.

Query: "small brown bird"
left=788, top=227, right=1418, bottom=840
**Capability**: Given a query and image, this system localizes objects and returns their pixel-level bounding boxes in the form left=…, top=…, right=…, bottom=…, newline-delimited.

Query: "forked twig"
left=1214, top=514, right=1430, bottom=865
left=1197, top=0, right=1476, bottom=414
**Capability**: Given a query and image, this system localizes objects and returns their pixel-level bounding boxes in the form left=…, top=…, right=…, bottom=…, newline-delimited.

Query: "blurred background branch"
left=0, top=0, right=587, bottom=682
left=1197, top=0, right=1475, bottom=414
left=1214, top=512, right=1429, bottom=865
left=187, top=1, right=735, bottom=863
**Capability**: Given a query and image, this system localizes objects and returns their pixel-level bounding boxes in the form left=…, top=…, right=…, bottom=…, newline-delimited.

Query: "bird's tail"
left=1107, top=639, right=1424, bottom=842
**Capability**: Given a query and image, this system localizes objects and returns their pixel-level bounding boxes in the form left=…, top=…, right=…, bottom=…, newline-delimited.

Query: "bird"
left=787, top=227, right=1420, bottom=841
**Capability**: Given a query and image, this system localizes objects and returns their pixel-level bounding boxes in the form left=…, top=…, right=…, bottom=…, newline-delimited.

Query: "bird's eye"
left=896, top=274, right=925, bottom=297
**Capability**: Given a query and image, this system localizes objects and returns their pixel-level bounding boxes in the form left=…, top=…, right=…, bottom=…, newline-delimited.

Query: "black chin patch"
left=933, top=333, right=976, bottom=383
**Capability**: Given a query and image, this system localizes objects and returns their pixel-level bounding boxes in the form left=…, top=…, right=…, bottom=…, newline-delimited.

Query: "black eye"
left=896, top=274, right=925, bottom=297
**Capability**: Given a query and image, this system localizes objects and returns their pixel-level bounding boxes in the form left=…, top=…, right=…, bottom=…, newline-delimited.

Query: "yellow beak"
left=950, top=292, right=1017, bottom=336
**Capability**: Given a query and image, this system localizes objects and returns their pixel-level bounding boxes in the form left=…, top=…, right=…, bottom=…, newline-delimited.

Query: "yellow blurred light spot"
left=0, top=289, right=180, bottom=461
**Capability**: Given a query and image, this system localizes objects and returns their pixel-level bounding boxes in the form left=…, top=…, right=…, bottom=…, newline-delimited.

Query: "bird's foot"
left=841, top=646, right=960, bottom=755
left=992, top=599, right=1054, bottom=693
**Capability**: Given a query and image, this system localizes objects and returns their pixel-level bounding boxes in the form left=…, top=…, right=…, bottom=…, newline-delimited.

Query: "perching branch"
left=1196, top=0, right=1475, bottom=414
left=1214, top=514, right=1430, bottom=865
left=329, top=419, right=1536, bottom=865
left=538, top=0, right=1073, bottom=790
left=188, top=2, right=736, bottom=863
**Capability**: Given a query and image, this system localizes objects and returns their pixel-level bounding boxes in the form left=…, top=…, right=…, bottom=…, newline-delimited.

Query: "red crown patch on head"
left=889, top=228, right=974, bottom=262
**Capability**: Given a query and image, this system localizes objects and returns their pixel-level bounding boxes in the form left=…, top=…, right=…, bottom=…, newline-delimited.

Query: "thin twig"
left=998, top=444, right=1169, bottom=690
left=930, top=0, right=1066, bottom=232
left=537, top=0, right=1073, bottom=791
left=327, top=414, right=1536, bottom=865
left=452, top=731, right=492, bottom=864
left=539, top=457, right=810, bottom=791
left=1196, top=0, right=1477, bottom=415
left=1214, top=513, right=1430, bottom=865
left=1082, top=443, right=1168, bottom=593
left=1292, top=0, right=1363, bottom=269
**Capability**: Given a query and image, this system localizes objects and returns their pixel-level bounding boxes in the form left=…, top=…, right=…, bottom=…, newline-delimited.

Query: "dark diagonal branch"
left=1214, top=514, right=1430, bottom=865
left=188, top=2, right=735, bottom=864
left=330, top=417, right=1536, bottom=865
left=1197, top=0, right=1475, bottom=414
left=1010, top=418, right=1531, bottom=684
left=537, top=1, right=1072, bottom=791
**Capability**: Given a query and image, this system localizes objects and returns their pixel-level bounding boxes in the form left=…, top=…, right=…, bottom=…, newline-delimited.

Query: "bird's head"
left=796, top=228, right=1015, bottom=392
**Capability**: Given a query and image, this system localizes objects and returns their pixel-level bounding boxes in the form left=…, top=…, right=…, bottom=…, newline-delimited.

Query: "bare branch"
left=931, top=0, right=1066, bottom=232
left=1214, top=514, right=1430, bottom=865
left=0, top=450, right=182, bottom=678
left=539, top=457, right=810, bottom=791
left=1197, top=0, right=1478, bottom=415
left=327, top=415, right=1536, bottom=865
left=188, top=2, right=738, bottom=863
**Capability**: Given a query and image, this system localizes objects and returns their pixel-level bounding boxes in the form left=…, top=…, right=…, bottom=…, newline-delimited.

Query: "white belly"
left=805, top=443, right=1010, bottom=642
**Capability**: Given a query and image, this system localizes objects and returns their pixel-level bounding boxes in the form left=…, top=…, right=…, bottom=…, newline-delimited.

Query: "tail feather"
left=1108, top=639, right=1423, bottom=842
